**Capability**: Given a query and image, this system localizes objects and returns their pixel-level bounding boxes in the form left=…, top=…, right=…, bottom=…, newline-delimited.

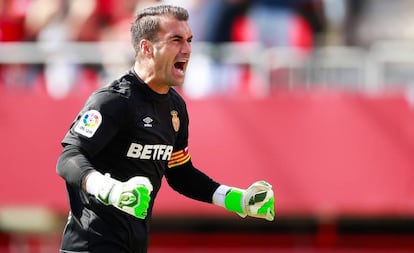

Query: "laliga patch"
left=74, top=110, right=102, bottom=138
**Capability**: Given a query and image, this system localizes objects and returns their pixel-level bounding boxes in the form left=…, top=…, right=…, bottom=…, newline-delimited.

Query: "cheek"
left=153, top=54, right=169, bottom=69
left=154, top=47, right=176, bottom=71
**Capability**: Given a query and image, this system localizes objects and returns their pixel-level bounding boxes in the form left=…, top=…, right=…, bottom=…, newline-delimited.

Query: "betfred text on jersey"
left=127, top=143, right=173, bottom=160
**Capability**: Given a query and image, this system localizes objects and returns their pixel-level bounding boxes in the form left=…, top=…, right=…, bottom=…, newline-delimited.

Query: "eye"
left=171, top=36, right=183, bottom=42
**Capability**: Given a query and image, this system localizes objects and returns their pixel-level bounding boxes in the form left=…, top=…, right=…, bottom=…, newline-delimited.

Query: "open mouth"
left=174, top=61, right=186, bottom=74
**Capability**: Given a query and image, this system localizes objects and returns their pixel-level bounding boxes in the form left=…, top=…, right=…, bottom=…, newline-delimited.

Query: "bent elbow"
left=56, top=149, right=67, bottom=178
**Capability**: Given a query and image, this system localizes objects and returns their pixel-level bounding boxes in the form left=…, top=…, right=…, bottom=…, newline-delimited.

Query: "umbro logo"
left=143, top=117, right=153, bottom=127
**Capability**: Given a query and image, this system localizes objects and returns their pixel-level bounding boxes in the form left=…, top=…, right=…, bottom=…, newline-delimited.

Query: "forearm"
left=165, top=162, right=274, bottom=221
left=57, top=145, right=153, bottom=219
left=56, top=144, right=95, bottom=190
left=165, top=161, right=220, bottom=203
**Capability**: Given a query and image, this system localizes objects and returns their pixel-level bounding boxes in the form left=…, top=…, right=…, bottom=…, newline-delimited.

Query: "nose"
left=182, top=41, right=192, bottom=55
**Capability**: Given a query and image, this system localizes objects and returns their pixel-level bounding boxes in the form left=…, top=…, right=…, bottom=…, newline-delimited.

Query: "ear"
left=140, top=40, right=153, bottom=57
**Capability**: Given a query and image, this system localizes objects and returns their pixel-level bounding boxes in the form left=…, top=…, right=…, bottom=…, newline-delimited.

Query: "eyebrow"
left=170, top=34, right=193, bottom=41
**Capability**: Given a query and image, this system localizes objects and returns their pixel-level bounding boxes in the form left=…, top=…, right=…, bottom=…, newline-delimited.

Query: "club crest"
left=171, top=110, right=180, bottom=132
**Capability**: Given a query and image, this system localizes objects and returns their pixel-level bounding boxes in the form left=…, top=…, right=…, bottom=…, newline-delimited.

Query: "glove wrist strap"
left=85, top=172, right=116, bottom=204
left=85, top=171, right=106, bottom=196
left=213, top=185, right=245, bottom=214
left=212, top=185, right=231, bottom=208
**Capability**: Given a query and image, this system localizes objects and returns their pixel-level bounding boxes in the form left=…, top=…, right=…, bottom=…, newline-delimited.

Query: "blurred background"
left=1, top=0, right=414, bottom=252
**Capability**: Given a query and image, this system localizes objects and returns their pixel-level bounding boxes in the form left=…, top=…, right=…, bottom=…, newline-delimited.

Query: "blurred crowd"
left=2, top=0, right=414, bottom=98
left=0, top=0, right=326, bottom=46
left=0, top=0, right=163, bottom=97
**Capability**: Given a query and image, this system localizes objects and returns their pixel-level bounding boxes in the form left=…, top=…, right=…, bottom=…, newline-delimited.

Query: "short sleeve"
left=62, top=90, right=128, bottom=157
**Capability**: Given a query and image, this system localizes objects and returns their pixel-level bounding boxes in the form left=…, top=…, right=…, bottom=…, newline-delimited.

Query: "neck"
left=133, top=63, right=169, bottom=94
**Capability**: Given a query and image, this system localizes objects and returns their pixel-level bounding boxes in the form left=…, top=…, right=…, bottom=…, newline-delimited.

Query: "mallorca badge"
left=171, top=110, right=180, bottom=132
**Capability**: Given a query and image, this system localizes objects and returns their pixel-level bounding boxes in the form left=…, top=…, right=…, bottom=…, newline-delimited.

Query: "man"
left=56, top=5, right=274, bottom=253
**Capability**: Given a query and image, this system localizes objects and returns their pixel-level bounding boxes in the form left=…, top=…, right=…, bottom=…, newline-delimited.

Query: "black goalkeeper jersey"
left=59, top=69, right=191, bottom=253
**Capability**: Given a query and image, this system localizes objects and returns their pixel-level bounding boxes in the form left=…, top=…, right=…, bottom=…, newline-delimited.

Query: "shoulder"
left=168, top=89, right=189, bottom=127
left=84, top=72, right=140, bottom=114
left=169, top=88, right=187, bottom=108
left=93, top=70, right=142, bottom=100
left=103, top=71, right=138, bottom=98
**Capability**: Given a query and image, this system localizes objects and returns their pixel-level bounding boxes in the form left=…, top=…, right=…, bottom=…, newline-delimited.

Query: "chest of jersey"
left=123, top=99, right=179, bottom=161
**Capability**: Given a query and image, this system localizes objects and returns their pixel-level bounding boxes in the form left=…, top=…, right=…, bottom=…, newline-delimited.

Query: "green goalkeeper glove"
left=86, top=172, right=153, bottom=219
left=213, top=181, right=274, bottom=221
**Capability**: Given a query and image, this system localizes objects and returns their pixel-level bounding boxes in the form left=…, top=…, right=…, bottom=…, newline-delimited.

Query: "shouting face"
left=137, top=15, right=193, bottom=94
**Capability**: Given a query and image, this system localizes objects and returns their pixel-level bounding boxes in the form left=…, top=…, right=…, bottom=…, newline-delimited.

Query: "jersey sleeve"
left=62, top=90, right=128, bottom=158
left=165, top=160, right=220, bottom=203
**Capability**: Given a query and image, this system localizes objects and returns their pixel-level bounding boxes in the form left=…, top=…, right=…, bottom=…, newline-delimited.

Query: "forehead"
left=157, top=16, right=192, bottom=38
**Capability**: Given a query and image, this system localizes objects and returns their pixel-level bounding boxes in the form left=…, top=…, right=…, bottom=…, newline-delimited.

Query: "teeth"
left=174, top=66, right=184, bottom=74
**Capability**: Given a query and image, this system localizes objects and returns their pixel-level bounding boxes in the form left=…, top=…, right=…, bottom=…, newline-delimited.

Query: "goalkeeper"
left=56, top=5, right=274, bottom=253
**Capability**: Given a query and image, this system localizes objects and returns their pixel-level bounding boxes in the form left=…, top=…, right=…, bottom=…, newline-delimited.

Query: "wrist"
left=212, top=185, right=231, bottom=207
left=213, top=185, right=246, bottom=214
left=85, top=171, right=117, bottom=204
left=85, top=171, right=106, bottom=195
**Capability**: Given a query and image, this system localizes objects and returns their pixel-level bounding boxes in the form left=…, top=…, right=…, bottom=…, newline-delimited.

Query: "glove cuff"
left=85, top=171, right=105, bottom=195
left=213, top=185, right=246, bottom=215
left=85, top=171, right=116, bottom=204
left=212, top=185, right=231, bottom=207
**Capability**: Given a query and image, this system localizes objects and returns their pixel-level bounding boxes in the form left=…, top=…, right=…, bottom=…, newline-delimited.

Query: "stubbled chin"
left=174, top=77, right=185, bottom=86
left=169, top=76, right=185, bottom=87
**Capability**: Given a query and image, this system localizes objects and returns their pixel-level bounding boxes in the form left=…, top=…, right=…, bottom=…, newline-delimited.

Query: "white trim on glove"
left=212, top=185, right=232, bottom=208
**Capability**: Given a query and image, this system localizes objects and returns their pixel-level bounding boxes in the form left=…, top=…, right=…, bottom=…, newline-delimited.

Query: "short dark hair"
left=130, top=5, right=189, bottom=54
